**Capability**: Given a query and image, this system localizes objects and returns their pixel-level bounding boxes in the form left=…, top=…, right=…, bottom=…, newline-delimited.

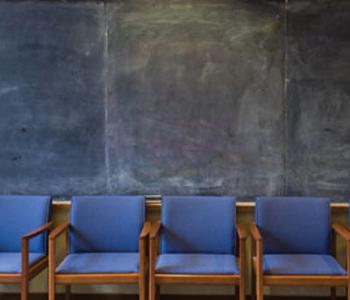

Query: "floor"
left=0, top=296, right=345, bottom=300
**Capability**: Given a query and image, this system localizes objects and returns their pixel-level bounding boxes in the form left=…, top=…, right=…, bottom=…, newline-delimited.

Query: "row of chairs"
left=0, top=195, right=349, bottom=300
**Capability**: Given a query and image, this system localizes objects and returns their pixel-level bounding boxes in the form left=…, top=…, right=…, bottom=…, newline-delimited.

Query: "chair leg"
left=251, top=270, right=256, bottom=300
left=65, top=285, right=71, bottom=300
left=149, top=274, right=155, bottom=300
left=235, top=286, right=239, bottom=300
left=256, top=276, right=263, bottom=300
left=139, top=273, right=146, bottom=300
left=240, top=279, right=245, bottom=300
left=21, top=278, right=29, bottom=300
left=155, top=285, right=161, bottom=300
left=330, top=287, right=336, bottom=300
left=48, top=272, right=55, bottom=300
left=347, top=284, right=350, bottom=300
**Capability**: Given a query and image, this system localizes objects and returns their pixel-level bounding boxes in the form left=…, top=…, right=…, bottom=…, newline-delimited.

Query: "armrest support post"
left=236, top=224, right=247, bottom=288
left=250, top=223, right=263, bottom=291
left=21, top=221, right=53, bottom=274
left=332, top=223, right=350, bottom=275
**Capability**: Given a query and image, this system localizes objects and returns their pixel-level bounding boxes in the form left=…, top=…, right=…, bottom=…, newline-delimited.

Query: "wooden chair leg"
left=251, top=270, right=256, bottom=300
left=347, top=285, right=350, bottom=300
left=235, top=286, right=239, bottom=300
left=240, top=279, right=245, bottom=300
left=65, top=285, right=71, bottom=300
left=149, top=274, right=155, bottom=300
left=21, top=278, right=29, bottom=300
left=139, top=273, right=146, bottom=300
left=155, top=285, right=161, bottom=300
left=330, top=287, right=336, bottom=300
left=48, top=272, right=55, bottom=300
left=256, top=275, right=263, bottom=300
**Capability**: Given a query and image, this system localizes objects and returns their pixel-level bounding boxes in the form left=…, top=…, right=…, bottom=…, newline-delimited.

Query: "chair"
left=250, top=197, right=350, bottom=300
left=48, top=195, right=150, bottom=300
left=149, top=196, right=247, bottom=300
left=0, top=195, right=52, bottom=300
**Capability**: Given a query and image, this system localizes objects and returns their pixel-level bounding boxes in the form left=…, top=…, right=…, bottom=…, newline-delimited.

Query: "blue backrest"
left=0, top=195, right=51, bottom=253
left=160, top=196, right=236, bottom=254
left=70, top=196, right=145, bottom=253
left=255, top=197, right=331, bottom=254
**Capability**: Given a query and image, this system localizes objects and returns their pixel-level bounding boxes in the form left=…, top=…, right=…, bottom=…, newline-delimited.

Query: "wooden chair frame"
left=149, top=221, right=247, bottom=300
left=0, top=221, right=53, bottom=300
left=48, top=221, right=151, bottom=300
left=250, top=222, right=350, bottom=300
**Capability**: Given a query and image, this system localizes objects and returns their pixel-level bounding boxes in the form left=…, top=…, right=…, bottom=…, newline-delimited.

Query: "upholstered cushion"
left=0, top=252, right=45, bottom=273
left=161, top=196, right=236, bottom=254
left=70, top=196, right=145, bottom=253
left=156, top=254, right=239, bottom=274
left=263, top=254, right=346, bottom=275
left=256, top=197, right=331, bottom=254
left=0, top=195, right=51, bottom=253
left=56, top=253, right=139, bottom=274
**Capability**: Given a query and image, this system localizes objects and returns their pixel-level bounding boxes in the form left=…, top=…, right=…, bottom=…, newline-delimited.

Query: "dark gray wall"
left=0, top=0, right=348, bottom=200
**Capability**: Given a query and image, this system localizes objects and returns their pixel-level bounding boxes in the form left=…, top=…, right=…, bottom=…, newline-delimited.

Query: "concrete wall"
left=0, top=0, right=349, bottom=199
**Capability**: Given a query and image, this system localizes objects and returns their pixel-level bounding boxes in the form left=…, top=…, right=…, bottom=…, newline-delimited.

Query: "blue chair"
left=0, top=195, right=52, bottom=300
left=149, top=196, right=247, bottom=300
left=251, top=197, right=350, bottom=300
left=48, top=196, right=150, bottom=300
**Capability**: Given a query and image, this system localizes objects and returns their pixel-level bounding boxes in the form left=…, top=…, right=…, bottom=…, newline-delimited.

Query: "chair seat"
left=0, top=252, right=45, bottom=273
left=263, top=254, right=346, bottom=275
left=156, top=254, right=239, bottom=275
left=56, top=253, right=139, bottom=274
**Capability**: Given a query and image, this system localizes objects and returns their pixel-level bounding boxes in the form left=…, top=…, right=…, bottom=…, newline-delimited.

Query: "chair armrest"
left=332, top=223, right=350, bottom=241
left=22, top=221, right=53, bottom=240
left=140, top=222, right=151, bottom=240
left=21, top=221, right=53, bottom=274
left=237, top=223, right=248, bottom=240
left=250, top=222, right=262, bottom=241
left=150, top=221, right=161, bottom=239
left=49, top=222, right=70, bottom=240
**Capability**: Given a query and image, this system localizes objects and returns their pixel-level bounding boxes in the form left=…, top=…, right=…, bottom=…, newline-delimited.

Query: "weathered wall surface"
left=0, top=0, right=349, bottom=200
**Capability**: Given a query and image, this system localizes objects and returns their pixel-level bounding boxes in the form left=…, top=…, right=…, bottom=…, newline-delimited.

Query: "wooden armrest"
left=140, top=222, right=151, bottom=239
left=250, top=222, right=262, bottom=241
left=333, top=223, right=350, bottom=241
left=150, top=221, right=161, bottom=239
left=49, top=222, right=70, bottom=240
left=237, top=223, right=248, bottom=240
left=22, top=221, right=53, bottom=240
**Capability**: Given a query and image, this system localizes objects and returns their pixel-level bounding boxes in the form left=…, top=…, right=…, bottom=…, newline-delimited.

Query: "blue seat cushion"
left=155, top=254, right=239, bottom=275
left=70, top=196, right=145, bottom=253
left=56, top=253, right=139, bottom=274
left=263, top=254, right=346, bottom=275
left=256, top=197, right=331, bottom=254
left=161, top=196, right=236, bottom=254
left=0, top=252, right=45, bottom=273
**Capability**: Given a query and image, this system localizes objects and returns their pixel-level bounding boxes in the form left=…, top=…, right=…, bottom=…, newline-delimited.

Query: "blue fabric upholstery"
left=263, top=254, right=346, bottom=275
left=70, top=196, right=145, bottom=253
left=255, top=197, right=331, bottom=254
left=161, top=196, right=236, bottom=254
left=56, top=253, right=139, bottom=274
left=0, top=253, right=45, bottom=273
left=156, top=254, right=239, bottom=275
left=0, top=195, right=51, bottom=253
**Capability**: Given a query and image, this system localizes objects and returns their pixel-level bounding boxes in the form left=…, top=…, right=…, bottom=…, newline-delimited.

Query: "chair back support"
left=70, top=196, right=145, bottom=253
left=256, top=197, right=331, bottom=254
left=0, top=195, right=51, bottom=253
left=160, top=196, right=236, bottom=254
